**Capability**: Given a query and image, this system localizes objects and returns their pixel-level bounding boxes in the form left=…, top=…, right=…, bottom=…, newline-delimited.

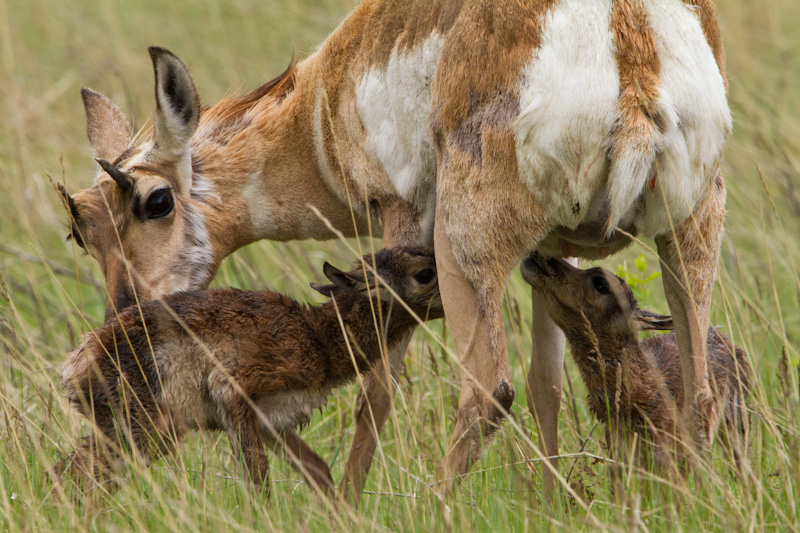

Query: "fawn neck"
left=311, top=295, right=418, bottom=383
left=563, top=324, right=644, bottom=388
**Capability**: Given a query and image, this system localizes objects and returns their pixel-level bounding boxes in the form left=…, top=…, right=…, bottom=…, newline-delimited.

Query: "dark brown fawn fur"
left=521, top=255, right=750, bottom=471
left=59, top=247, right=443, bottom=496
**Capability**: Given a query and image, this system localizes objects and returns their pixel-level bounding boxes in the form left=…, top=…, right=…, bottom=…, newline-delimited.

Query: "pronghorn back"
left=61, top=0, right=729, bottom=309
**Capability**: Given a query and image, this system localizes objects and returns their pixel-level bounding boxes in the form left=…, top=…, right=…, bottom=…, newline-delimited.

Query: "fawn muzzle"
left=521, top=254, right=572, bottom=287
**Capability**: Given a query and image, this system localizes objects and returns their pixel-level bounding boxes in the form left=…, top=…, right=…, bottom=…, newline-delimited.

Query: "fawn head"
left=58, top=47, right=212, bottom=317
left=311, top=247, right=444, bottom=320
left=521, top=255, right=673, bottom=341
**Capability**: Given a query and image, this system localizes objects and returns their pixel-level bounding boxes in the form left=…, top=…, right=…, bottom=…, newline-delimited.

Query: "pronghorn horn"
left=96, top=158, right=132, bottom=192
left=56, top=183, right=80, bottom=221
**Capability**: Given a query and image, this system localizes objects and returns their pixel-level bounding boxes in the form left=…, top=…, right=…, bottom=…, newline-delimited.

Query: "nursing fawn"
left=58, top=247, right=442, bottom=496
left=521, top=255, right=750, bottom=472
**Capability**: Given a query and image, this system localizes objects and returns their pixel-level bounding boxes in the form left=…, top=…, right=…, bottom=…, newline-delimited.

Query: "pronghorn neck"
left=189, top=61, right=375, bottom=270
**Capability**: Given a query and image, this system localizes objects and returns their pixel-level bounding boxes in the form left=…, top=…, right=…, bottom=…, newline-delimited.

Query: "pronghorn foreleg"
left=655, top=172, right=726, bottom=454
left=341, top=197, right=423, bottom=505
left=340, top=334, right=412, bottom=506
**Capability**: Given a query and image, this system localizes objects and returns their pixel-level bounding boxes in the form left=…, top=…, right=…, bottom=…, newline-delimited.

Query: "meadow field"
left=1, top=0, right=799, bottom=530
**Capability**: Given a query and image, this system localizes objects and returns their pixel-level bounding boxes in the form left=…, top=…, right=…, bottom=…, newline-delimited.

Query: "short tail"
left=604, top=100, right=671, bottom=237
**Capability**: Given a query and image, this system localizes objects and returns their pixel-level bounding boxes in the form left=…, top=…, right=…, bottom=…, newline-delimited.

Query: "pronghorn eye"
left=414, top=268, right=435, bottom=284
left=591, top=276, right=610, bottom=295
left=145, top=188, right=174, bottom=219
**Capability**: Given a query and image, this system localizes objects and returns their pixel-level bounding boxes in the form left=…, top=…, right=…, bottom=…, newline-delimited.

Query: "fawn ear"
left=311, top=263, right=367, bottom=297
left=82, top=88, right=132, bottom=162
left=309, top=282, right=339, bottom=298
left=635, top=309, right=674, bottom=331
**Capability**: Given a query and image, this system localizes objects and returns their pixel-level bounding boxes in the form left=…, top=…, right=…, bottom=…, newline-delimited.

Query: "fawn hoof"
left=696, top=391, right=720, bottom=450
left=685, top=390, right=719, bottom=452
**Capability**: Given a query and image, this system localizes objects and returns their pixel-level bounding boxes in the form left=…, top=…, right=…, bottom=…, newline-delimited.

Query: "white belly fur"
left=255, top=387, right=333, bottom=432
left=355, top=33, right=445, bottom=242
left=157, top=346, right=332, bottom=434
left=639, top=0, right=731, bottom=236
left=515, top=0, right=620, bottom=232
left=163, top=381, right=332, bottom=436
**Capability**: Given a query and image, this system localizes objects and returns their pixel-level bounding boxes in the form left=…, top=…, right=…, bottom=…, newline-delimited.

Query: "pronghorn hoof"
left=492, top=379, right=515, bottom=415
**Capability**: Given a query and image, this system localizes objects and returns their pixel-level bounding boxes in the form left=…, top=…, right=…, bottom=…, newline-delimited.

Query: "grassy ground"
left=1, top=0, right=800, bottom=530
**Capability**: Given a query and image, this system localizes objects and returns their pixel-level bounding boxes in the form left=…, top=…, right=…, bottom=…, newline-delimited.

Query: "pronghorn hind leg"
left=526, top=258, right=577, bottom=501
left=434, top=211, right=518, bottom=490
left=655, top=172, right=726, bottom=453
left=431, top=95, right=551, bottom=489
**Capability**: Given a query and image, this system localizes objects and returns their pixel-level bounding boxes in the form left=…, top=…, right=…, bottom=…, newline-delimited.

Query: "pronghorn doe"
left=59, top=0, right=731, bottom=500
left=521, top=255, right=750, bottom=472
left=57, top=247, right=443, bottom=496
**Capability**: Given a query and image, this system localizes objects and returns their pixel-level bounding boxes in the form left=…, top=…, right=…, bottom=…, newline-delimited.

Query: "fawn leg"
left=434, top=212, right=516, bottom=490
left=526, top=257, right=577, bottom=501
left=225, top=402, right=270, bottom=491
left=340, top=335, right=411, bottom=505
left=55, top=398, right=161, bottom=495
left=265, top=429, right=336, bottom=499
left=655, top=173, right=726, bottom=452
left=52, top=435, right=118, bottom=496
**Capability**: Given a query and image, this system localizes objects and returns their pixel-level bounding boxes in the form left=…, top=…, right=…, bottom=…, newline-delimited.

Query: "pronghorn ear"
left=635, top=309, right=674, bottom=331
left=82, top=88, right=132, bottom=162
left=149, top=46, right=200, bottom=166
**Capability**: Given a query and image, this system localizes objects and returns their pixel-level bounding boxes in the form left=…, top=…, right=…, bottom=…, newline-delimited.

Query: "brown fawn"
left=521, top=255, right=750, bottom=471
left=58, top=247, right=443, bottom=496
left=60, top=0, right=731, bottom=499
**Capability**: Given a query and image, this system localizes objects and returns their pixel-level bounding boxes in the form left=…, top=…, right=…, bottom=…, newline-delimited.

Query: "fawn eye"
left=591, top=276, right=610, bottom=295
left=66, top=225, right=85, bottom=249
left=145, top=188, right=174, bottom=219
left=414, top=268, right=435, bottom=284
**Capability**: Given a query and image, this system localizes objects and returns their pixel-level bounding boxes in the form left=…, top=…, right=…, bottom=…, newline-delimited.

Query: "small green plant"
left=614, top=254, right=661, bottom=308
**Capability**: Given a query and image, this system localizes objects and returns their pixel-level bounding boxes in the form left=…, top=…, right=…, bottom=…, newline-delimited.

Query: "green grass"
left=2, top=0, right=800, bottom=530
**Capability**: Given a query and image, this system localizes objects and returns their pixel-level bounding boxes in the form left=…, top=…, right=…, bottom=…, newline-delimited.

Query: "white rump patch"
left=514, top=0, right=731, bottom=238
left=61, top=343, right=89, bottom=399
left=515, top=0, right=619, bottom=230
left=636, top=0, right=731, bottom=237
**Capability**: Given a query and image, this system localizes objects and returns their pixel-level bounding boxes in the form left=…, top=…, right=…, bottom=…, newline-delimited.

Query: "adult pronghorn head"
left=63, top=47, right=214, bottom=317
